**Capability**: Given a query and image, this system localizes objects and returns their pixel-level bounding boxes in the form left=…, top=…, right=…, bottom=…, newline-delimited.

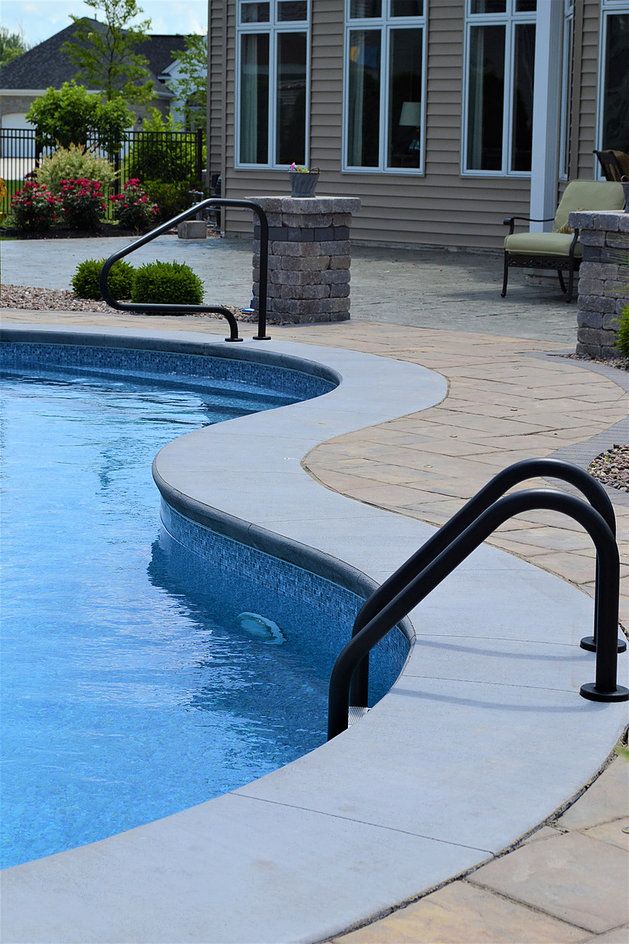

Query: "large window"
left=463, top=0, right=536, bottom=175
left=597, top=1, right=629, bottom=159
left=344, top=0, right=427, bottom=173
left=237, top=0, right=309, bottom=167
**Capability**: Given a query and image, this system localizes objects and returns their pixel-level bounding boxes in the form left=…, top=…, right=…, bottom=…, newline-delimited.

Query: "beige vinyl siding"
left=220, top=0, right=532, bottom=249
left=208, top=0, right=226, bottom=181
left=576, top=0, right=601, bottom=179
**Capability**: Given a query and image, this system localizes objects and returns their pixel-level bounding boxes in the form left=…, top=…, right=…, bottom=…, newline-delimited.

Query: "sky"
left=3, top=0, right=207, bottom=47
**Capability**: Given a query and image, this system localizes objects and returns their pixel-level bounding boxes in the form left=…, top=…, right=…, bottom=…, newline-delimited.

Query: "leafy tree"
left=63, top=0, right=154, bottom=103
left=26, top=82, right=133, bottom=152
left=169, top=34, right=207, bottom=131
left=0, top=27, right=29, bottom=68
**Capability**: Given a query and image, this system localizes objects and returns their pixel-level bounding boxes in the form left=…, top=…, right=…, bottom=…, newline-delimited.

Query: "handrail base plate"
left=580, top=682, right=629, bottom=702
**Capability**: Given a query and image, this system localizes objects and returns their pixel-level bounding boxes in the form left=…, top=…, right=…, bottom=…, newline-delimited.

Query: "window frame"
left=235, top=0, right=311, bottom=170
left=461, top=0, right=536, bottom=178
left=559, top=0, right=574, bottom=181
left=595, top=0, right=629, bottom=179
left=342, top=0, right=428, bottom=176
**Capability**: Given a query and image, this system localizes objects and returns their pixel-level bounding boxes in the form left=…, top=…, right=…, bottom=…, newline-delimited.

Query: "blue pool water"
left=0, top=351, right=407, bottom=870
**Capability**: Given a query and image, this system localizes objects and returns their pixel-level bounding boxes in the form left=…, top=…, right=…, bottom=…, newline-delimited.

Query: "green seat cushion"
left=504, top=232, right=583, bottom=257
left=553, top=180, right=624, bottom=232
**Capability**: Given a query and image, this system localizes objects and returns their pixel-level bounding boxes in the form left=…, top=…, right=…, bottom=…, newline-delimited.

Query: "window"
left=237, top=0, right=309, bottom=167
left=344, top=0, right=427, bottom=173
left=597, top=1, right=629, bottom=160
left=463, top=0, right=536, bottom=175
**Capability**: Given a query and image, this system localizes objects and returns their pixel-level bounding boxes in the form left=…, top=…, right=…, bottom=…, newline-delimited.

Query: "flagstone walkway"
left=1, top=305, right=627, bottom=943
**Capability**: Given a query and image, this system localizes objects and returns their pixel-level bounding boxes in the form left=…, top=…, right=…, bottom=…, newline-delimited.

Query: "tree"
left=26, top=81, right=133, bottom=152
left=0, top=26, right=29, bottom=68
left=169, top=34, right=207, bottom=131
left=63, top=0, right=154, bottom=104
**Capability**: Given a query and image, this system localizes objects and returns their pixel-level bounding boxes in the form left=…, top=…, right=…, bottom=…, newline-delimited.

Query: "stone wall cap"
left=246, top=196, right=362, bottom=213
left=569, top=209, right=627, bottom=230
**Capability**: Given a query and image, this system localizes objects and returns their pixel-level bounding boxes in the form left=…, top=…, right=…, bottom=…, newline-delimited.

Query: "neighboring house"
left=207, top=0, right=629, bottom=249
left=0, top=19, right=189, bottom=132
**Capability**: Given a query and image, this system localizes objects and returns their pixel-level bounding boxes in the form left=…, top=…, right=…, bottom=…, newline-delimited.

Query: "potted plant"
left=289, top=163, right=319, bottom=198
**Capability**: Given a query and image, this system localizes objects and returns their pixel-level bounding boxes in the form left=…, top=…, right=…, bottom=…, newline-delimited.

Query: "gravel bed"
left=588, top=444, right=629, bottom=493
left=0, top=284, right=253, bottom=321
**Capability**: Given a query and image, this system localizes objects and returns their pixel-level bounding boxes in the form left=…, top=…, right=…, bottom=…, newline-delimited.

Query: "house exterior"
left=0, top=20, right=189, bottom=133
left=207, top=0, right=629, bottom=249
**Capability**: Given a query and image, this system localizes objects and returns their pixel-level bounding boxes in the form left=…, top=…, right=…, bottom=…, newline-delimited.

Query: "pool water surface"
left=1, top=366, right=343, bottom=868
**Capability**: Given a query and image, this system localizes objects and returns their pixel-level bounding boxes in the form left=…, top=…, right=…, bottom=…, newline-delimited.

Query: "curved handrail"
left=349, top=458, right=621, bottom=711
left=328, top=488, right=627, bottom=740
left=99, top=199, right=270, bottom=343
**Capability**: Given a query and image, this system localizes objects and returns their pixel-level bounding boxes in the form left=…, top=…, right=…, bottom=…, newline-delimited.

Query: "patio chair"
left=501, top=180, right=625, bottom=302
left=594, top=149, right=629, bottom=182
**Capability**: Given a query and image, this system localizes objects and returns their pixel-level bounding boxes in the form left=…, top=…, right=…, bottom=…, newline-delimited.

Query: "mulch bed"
left=588, top=445, right=629, bottom=494
left=0, top=283, right=254, bottom=321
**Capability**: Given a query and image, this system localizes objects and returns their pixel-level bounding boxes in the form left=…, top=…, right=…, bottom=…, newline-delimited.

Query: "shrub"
left=617, top=305, right=629, bottom=358
left=58, top=178, right=106, bottom=230
left=72, top=258, right=135, bottom=300
left=126, top=108, right=200, bottom=184
left=37, top=145, right=117, bottom=195
left=26, top=81, right=133, bottom=152
left=110, top=178, right=158, bottom=233
left=144, top=179, right=199, bottom=224
left=10, top=181, right=60, bottom=232
left=131, top=261, right=204, bottom=305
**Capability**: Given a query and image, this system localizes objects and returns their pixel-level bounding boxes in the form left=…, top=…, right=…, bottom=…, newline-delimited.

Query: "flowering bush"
left=59, top=178, right=106, bottom=231
left=110, top=178, right=158, bottom=233
left=10, top=182, right=60, bottom=232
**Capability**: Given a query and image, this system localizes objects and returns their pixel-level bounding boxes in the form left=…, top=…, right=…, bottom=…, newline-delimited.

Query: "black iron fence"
left=0, top=128, right=205, bottom=220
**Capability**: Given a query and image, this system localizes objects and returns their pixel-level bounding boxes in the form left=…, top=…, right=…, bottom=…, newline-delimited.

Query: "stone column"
left=249, top=196, right=361, bottom=324
left=569, top=209, right=629, bottom=359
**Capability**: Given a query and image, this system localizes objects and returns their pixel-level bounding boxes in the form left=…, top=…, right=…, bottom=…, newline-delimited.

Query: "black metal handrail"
left=328, top=488, right=628, bottom=740
left=99, top=199, right=270, bottom=343
left=348, top=458, right=622, bottom=712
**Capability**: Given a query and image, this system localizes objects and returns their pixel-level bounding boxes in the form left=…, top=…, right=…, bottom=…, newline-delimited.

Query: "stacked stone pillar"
left=249, top=196, right=361, bottom=324
left=569, top=209, right=629, bottom=358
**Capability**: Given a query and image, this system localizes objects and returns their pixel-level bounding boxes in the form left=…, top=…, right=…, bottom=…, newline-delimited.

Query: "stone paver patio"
left=1, top=236, right=627, bottom=943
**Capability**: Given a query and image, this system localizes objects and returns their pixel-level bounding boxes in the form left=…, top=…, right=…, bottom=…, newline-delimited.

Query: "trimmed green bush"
left=617, top=304, right=629, bottom=358
left=72, top=258, right=135, bottom=300
left=131, top=261, right=204, bottom=305
left=144, top=179, right=198, bottom=224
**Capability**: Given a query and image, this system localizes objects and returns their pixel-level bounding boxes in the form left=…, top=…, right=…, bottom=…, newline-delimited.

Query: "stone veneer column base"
left=248, top=196, right=361, bottom=324
left=568, top=209, right=629, bottom=358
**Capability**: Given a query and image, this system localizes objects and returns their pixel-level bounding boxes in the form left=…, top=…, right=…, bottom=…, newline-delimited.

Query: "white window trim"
left=559, top=0, right=574, bottom=181
left=235, top=0, right=311, bottom=170
left=594, top=0, right=629, bottom=180
left=461, top=0, right=536, bottom=177
left=341, top=0, right=428, bottom=176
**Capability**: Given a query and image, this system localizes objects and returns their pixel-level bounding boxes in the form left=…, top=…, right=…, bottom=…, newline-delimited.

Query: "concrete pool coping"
left=1, top=325, right=627, bottom=944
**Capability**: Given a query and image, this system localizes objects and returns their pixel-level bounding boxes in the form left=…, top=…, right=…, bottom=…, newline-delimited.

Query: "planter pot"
left=622, top=181, right=629, bottom=213
left=289, top=171, right=319, bottom=198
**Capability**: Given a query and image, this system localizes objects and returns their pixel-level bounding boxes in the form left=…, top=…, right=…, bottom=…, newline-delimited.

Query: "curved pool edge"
left=1, top=325, right=627, bottom=944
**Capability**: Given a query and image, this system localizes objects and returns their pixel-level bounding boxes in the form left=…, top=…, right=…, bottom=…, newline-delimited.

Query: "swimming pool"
left=0, top=342, right=408, bottom=869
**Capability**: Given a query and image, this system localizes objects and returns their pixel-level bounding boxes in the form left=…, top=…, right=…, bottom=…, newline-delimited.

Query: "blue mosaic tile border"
left=161, top=501, right=410, bottom=706
left=0, top=341, right=336, bottom=401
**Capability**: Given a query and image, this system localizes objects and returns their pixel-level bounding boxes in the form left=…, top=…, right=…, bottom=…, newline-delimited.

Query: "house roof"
left=0, top=19, right=189, bottom=96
